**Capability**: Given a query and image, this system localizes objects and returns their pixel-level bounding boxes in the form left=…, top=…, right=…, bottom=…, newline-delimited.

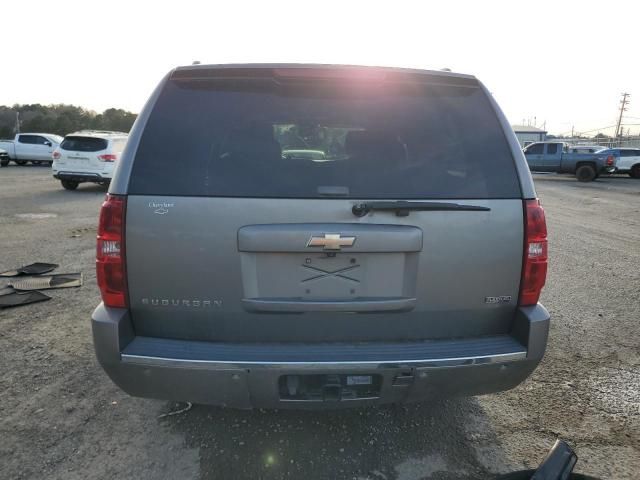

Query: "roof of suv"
left=18, top=132, right=62, bottom=137
left=171, top=63, right=477, bottom=82
left=66, top=130, right=128, bottom=138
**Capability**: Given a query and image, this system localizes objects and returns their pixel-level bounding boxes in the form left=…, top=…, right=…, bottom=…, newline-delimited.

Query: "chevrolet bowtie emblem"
left=306, top=233, right=356, bottom=251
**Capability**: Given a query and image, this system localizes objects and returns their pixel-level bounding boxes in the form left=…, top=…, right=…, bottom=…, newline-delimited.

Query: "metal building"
left=511, top=125, right=547, bottom=148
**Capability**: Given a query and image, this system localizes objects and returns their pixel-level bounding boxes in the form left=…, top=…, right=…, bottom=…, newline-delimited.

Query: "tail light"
left=606, top=155, right=614, bottom=166
left=96, top=195, right=127, bottom=308
left=98, top=154, right=118, bottom=162
left=52, top=151, right=61, bottom=160
left=519, top=199, right=548, bottom=306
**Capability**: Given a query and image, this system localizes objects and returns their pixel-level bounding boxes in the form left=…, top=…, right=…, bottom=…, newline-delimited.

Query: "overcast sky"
left=2, top=0, right=638, bottom=135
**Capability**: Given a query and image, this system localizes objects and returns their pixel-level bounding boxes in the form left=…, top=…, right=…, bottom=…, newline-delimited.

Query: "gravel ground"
left=0, top=166, right=638, bottom=480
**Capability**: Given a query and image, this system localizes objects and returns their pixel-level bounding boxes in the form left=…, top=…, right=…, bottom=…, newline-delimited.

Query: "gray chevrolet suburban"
left=92, top=64, right=550, bottom=408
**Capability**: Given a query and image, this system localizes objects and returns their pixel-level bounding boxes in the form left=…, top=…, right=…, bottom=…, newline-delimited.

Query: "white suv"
left=52, top=131, right=128, bottom=190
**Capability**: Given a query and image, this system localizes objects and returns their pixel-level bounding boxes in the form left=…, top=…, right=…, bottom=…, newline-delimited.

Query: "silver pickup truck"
left=523, top=141, right=615, bottom=181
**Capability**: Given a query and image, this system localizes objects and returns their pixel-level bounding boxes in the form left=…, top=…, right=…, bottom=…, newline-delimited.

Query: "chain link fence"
left=560, top=137, right=640, bottom=149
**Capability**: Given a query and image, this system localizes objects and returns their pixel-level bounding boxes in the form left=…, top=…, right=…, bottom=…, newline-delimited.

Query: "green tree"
left=0, top=104, right=137, bottom=138
left=594, top=133, right=611, bottom=140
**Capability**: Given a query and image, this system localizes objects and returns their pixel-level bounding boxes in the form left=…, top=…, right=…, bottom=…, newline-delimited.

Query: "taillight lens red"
left=519, top=199, right=548, bottom=306
left=98, top=154, right=118, bottom=162
left=52, top=151, right=61, bottom=160
left=606, top=155, right=614, bottom=166
left=96, top=195, right=127, bottom=308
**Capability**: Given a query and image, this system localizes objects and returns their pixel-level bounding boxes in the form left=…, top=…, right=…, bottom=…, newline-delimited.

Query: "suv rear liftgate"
left=92, top=65, right=549, bottom=407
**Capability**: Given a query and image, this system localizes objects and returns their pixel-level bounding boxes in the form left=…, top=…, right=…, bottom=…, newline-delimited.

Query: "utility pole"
left=571, top=125, right=575, bottom=138
left=614, top=92, right=630, bottom=144
left=15, top=111, right=20, bottom=134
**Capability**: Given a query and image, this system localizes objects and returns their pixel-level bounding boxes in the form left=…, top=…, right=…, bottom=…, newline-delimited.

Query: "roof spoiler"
left=169, top=64, right=479, bottom=88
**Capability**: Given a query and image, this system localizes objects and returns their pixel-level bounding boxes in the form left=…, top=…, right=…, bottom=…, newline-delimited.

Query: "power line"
left=554, top=123, right=640, bottom=137
left=556, top=125, right=617, bottom=136
left=579, top=125, right=618, bottom=134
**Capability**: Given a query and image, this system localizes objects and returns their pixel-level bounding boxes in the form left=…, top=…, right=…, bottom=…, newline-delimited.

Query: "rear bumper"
left=91, top=304, right=550, bottom=409
left=53, top=171, right=111, bottom=183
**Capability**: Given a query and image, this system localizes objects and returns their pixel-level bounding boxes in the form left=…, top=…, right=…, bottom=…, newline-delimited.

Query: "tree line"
left=0, top=104, right=137, bottom=139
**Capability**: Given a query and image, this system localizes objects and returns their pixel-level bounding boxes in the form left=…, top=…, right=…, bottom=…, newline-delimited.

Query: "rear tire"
left=629, top=164, right=640, bottom=179
left=61, top=180, right=79, bottom=190
left=575, top=164, right=596, bottom=182
left=15, top=160, right=27, bottom=166
left=0, top=158, right=8, bottom=167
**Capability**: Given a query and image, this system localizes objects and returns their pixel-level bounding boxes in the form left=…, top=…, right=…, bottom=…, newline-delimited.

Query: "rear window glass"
left=61, top=136, right=108, bottom=152
left=129, top=75, right=520, bottom=199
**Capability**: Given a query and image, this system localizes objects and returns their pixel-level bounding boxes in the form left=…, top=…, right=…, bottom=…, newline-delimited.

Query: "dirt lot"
left=0, top=166, right=638, bottom=480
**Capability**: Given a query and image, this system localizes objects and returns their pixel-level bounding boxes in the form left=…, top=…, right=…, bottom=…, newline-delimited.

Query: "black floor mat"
left=10, top=273, right=83, bottom=291
left=0, top=262, right=59, bottom=277
left=0, top=291, right=51, bottom=308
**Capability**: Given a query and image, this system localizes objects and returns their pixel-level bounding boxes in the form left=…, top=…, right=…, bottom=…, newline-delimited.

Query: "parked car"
left=0, top=148, right=9, bottom=167
left=597, top=147, right=640, bottom=178
left=52, top=131, right=128, bottom=190
left=0, top=133, right=63, bottom=165
left=92, top=64, right=549, bottom=409
left=568, top=145, right=607, bottom=154
left=523, top=141, right=615, bottom=181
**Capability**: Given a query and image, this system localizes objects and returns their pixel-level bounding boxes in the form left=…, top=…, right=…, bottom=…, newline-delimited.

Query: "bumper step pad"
left=10, top=273, right=83, bottom=291
left=0, top=262, right=59, bottom=277
left=0, top=291, right=51, bottom=309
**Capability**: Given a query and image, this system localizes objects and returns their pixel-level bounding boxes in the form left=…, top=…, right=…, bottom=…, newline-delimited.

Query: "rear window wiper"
left=352, top=201, right=490, bottom=217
